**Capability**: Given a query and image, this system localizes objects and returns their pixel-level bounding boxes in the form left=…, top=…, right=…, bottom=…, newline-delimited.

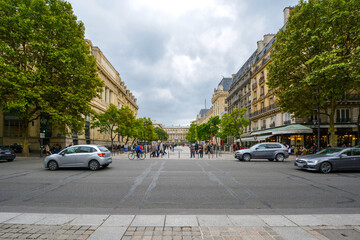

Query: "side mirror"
left=60, top=152, right=65, bottom=156
left=255, top=148, right=259, bottom=150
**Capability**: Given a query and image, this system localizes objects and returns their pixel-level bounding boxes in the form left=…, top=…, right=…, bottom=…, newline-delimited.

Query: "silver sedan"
left=44, top=145, right=112, bottom=171
left=295, top=147, right=360, bottom=173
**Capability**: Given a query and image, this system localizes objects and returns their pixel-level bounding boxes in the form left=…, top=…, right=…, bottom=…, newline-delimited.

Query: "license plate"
left=296, top=162, right=304, bottom=167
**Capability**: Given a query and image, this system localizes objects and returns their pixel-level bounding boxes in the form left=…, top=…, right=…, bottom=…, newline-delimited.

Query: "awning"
left=251, top=124, right=313, bottom=136
left=238, top=134, right=273, bottom=142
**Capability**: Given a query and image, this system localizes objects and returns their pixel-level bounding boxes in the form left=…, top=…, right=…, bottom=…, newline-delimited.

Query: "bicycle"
left=128, top=150, right=145, bottom=160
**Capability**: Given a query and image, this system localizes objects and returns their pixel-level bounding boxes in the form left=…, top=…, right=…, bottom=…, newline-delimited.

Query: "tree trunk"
left=21, top=120, right=30, bottom=157
left=329, top=106, right=336, bottom=147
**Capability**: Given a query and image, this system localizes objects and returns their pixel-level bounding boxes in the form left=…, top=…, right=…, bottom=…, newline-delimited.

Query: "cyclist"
left=134, top=143, right=143, bottom=158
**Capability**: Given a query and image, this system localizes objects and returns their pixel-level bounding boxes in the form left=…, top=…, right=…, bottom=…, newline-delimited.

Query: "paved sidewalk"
left=1, top=213, right=359, bottom=240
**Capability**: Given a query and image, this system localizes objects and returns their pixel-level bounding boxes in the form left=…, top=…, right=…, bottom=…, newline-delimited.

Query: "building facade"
left=227, top=7, right=360, bottom=148
left=0, top=40, right=138, bottom=150
left=163, top=126, right=189, bottom=144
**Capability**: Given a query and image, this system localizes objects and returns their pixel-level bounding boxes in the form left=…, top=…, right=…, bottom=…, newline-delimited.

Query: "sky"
left=69, top=0, right=300, bottom=127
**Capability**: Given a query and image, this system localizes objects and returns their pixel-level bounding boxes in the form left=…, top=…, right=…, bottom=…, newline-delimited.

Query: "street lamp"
left=144, top=122, right=147, bottom=154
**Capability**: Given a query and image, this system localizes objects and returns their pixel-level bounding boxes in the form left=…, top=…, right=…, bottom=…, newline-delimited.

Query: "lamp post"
left=144, top=122, right=147, bottom=154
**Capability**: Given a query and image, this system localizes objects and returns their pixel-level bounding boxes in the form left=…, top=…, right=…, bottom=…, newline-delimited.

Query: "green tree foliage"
left=0, top=0, right=103, bottom=156
left=133, top=117, right=156, bottom=144
left=91, top=104, right=121, bottom=150
left=220, top=108, right=249, bottom=145
left=118, top=106, right=136, bottom=145
left=154, top=127, right=168, bottom=141
left=186, top=121, right=198, bottom=143
left=267, top=0, right=360, bottom=146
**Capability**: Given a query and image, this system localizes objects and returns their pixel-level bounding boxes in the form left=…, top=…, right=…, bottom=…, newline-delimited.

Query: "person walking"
left=190, top=144, right=195, bottom=158
left=199, top=144, right=203, bottom=158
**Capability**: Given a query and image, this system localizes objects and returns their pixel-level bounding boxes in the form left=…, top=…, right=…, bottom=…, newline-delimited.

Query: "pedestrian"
left=199, top=144, right=203, bottom=158
left=190, top=144, right=195, bottom=158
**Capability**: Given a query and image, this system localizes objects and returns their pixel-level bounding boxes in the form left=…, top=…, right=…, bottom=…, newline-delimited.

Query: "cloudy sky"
left=69, top=0, right=299, bottom=126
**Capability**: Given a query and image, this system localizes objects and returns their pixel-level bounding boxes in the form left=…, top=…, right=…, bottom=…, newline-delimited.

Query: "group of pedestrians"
left=150, top=142, right=175, bottom=158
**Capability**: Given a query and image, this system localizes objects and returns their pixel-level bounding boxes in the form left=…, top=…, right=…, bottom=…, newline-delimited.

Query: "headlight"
left=307, top=160, right=319, bottom=164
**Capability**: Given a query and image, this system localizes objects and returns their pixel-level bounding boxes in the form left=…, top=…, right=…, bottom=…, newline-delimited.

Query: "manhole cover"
left=316, top=229, right=360, bottom=240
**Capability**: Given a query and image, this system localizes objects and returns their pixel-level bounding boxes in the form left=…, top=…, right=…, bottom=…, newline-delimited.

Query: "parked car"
left=44, top=145, right=112, bottom=171
left=234, top=143, right=289, bottom=162
left=295, top=147, right=360, bottom=173
left=0, top=146, right=16, bottom=162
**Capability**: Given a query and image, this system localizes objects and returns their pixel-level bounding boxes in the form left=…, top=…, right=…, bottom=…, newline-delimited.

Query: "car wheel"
left=89, top=160, right=100, bottom=171
left=275, top=154, right=285, bottom=162
left=242, top=154, right=251, bottom=161
left=268, top=158, right=274, bottom=161
left=48, top=160, right=58, bottom=171
left=320, top=162, right=332, bottom=174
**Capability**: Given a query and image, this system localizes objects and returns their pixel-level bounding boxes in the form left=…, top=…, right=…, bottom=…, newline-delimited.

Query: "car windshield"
left=316, top=148, right=342, bottom=155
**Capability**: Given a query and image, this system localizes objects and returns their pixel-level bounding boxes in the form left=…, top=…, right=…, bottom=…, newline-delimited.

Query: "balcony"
left=252, top=82, right=257, bottom=88
left=260, top=93, right=265, bottom=97
left=249, top=104, right=279, bottom=118
left=253, top=97, right=257, bottom=102
left=261, top=126, right=266, bottom=130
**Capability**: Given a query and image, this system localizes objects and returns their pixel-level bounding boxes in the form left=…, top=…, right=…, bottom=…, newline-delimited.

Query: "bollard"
left=179, top=151, right=180, bottom=159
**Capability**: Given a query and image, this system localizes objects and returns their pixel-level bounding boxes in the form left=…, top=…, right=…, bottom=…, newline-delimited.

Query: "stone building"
left=227, top=7, right=360, bottom=147
left=0, top=40, right=138, bottom=150
left=162, top=126, right=189, bottom=144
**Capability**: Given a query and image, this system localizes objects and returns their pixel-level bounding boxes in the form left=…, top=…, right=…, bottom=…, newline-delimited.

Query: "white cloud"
left=69, top=0, right=300, bottom=125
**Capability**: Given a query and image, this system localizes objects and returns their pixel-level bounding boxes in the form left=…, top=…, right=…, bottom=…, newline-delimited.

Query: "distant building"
left=163, top=126, right=189, bottom=144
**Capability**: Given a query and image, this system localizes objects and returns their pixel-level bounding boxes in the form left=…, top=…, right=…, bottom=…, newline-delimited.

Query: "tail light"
left=98, top=152, right=105, bottom=157
left=12, top=150, right=14, bottom=153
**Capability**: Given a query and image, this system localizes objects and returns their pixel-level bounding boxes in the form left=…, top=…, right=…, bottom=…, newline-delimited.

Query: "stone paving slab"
left=0, top=212, right=22, bottom=223
left=88, top=226, right=127, bottom=240
left=165, top=215, right=199, bottom=227
left=102, top=215, right=135, bottom=227
left=70, top=215, right=109, bottom=226
left=0, top=213, right=360, bottom=239
left=272, top=226, right=319, bottom=240
left=131, top=215, right=166, bottom=227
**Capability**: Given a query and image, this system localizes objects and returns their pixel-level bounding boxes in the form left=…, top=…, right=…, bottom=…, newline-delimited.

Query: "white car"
left=44, top=145, right=112, bottom=171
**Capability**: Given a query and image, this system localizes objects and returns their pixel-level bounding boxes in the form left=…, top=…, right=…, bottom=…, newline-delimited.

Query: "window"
left=76, top=146, right=93, bottom=153
left=261, top=86, right=264, bottom=96
left=4, top=114, right=21, bottom=137
left=336, top=109, right=350, bottom=122
left=270, top=98, right=274, bottom=105
left=353, top=149, right=360, bottom=156
left=109, top=90, right=112, bottom=104
left=257, top=144, right=266, bottom=149
left=105, top=88, right=108, bottom=103
left=64, top=147, right=78, bottom=154
left=262, top=119, right=266, bottom=128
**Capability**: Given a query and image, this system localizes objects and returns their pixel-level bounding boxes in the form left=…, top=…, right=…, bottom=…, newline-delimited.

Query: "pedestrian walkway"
left=1, top=213, right=359, bottom=239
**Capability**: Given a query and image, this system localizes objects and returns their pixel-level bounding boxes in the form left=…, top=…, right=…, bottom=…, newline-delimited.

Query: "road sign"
left=254, top=135, right=257, bottom=141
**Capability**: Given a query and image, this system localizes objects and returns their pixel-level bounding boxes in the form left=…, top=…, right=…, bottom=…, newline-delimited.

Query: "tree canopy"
left=267, top=0, right=360, bottom=146
left=220, top=108, right=249, bottom=144
left=154, top=127, right=168, bottom=141
left=0, top=0, right=103, bottom=156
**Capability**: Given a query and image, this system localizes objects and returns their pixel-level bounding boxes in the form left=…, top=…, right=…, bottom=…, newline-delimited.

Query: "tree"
left=220, top=108, right=249, bottom=145
left=186, top=121, right=198, bottom=143
left=154, top=127, right=168, bottom=141
left=91, top=104, right=121, bottom=150
left=0, top=0, right=103, bottom=156
left=209, top=116, right=221, bottom=145
left=118, top=106, right=136, bottom=145
left=267, top=0, right=360, bottom=147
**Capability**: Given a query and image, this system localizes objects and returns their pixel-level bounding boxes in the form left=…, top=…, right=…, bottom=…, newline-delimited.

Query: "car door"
left=252, top=144, right=267, bottom=159
left=351, top=149, right=360, bottom=170
left=74, top=146, right=94, bottom=167
left=266, top=144, right=279, bottom=159
left=58, top=147, right=79, bottom=167
left=335, top=149, right=353, bottom=170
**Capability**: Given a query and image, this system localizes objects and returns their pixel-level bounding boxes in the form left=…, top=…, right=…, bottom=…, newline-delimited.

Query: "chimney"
left=257, top=40, right=265, bottom=53
left=263, top=34, right=275, bottom=45
left=283, top=7, right=294, bottom=25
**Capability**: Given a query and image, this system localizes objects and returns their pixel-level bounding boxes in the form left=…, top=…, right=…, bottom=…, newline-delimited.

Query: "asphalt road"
left=1, top=152, right=360, bottom=215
